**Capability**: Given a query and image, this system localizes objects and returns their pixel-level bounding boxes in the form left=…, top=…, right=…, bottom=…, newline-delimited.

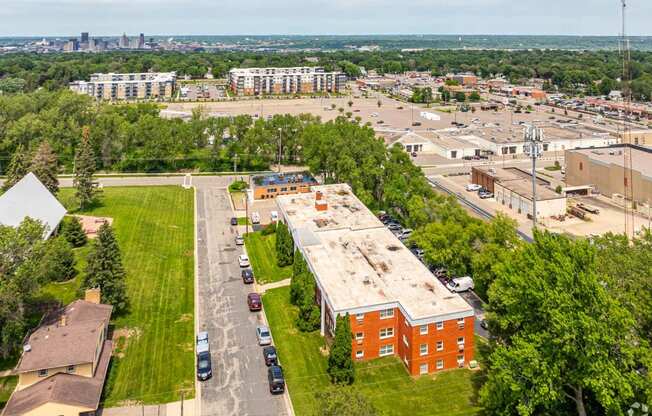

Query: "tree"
left=347, top=100, right=353, bottom=108
left=296, top=274, right=320, bottom=332
left=327, top=314, right=354, bottom=384
left=30, top=141, right=59, bottom=195
left=74, top=126, right=100, bottom=209
left=469, top=91, right=481, bottom=102
left=81, top=222, right=128, bottom=313
left=290, top=249, right=307, bottom=305
left=315, top=386, right=378, bottom=416
left=454, top=92, right=466, bottom=102
left=275, top=221, right=294, bottom=267
left=37, top=237, right=77, bottom=283
left=377, top=99, right=382, bottom=108
left=2, top=144, right=28, bottom=191
left=63, top=216, right=87, bottom=248
left=481, top=230, right=649, bottom=416
left=331, top=103, right=336, bottom=110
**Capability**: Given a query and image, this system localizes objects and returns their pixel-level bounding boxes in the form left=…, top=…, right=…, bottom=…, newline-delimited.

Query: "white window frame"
left=419, top=325, right=428, bottom=335
left=356, top=313, right=364, bottom=321
left=457, top=318, right=465, bottom=328
left=379, top=327, right=394, bottom=339
left=355, top=332, right=364, bottom=341
left=403, top=334, right=409, bottom=347
left=419, top=363, right=429, bottom=375
left=379, top=344, right=394, bottom=357
left=436, top=340, right=444, bottom=352
left=379, top=308, right=394, bottom=319
left=419, top=343, right=428, bottom=356
left=457, top=337, right=465, bottom=346
left=436, top=321, right=444, bottom=330
left=436, top=359, right=444, bottom=370
left=355, top=350, right=364, bottom=359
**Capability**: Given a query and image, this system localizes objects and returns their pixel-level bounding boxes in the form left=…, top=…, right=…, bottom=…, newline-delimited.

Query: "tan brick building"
left=251, top=172, right=318, bottom=200
left=277, top=184, right=475, bottom=376
left=228, top=67, right=346, bottom=96
left=70, top=72, right=176, bottom=101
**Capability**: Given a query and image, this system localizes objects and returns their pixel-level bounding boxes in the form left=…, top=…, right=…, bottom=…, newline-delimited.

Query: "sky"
left=1, top=0, right=651, bottom=37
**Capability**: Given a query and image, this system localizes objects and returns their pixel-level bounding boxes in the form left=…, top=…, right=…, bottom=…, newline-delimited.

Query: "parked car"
left=446, top=276, right=475, bottom=292
left=251, top=212, right=260, bottom=224
left=230, top=217, right=238, bottom=226
left=238, top=254, right=250, bottom=268
left=235, top=235, right=244, bottom=245
left=242, top=268, right=254, bottom=284
left=247, top=293, right=262, bottom=311
left=412, top=122, right=422, bottom=127
left=466, top=184, right=482, bottom=192
left=478, top=191, right=494, bottom=199
left=196, top=331, right=209, bottom=353
left=263, top=346, right=278, bottom=366
left=256, top=325, right=272, bottom=346
left=386, top=223, right=402, bottom=231
left=480, top=319, right=489, bottom=330
left=411, top=248, right=425, bottom=259
left=196, top=350, right=213, bottom=381
left=411, top=152, right=417, bottom=157
left=397, top=228, right=413, bottom=240
left=268, top=365, right=285, bottom=394
left=270, top=211, right=279, bottom=222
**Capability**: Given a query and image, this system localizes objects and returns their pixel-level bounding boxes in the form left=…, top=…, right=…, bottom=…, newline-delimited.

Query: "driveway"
left=195, top=182, right=289, bottom=416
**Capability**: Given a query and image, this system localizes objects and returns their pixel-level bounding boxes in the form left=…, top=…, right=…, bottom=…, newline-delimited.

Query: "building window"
left=420, top=363, right=428, bottom=375
left=457, top=337, right=465, bottom=346
left=457, top=355, right=465, bottom=367
left=451, top=150, right=458, bottom=159
left=379, top=344, right=394, bottom=356
left=457, top=318, right=465, bottom=329
left=436, top=359, right=444, bottom=370
left=356, top=313, right=364, bottom=321
left=436, top=321, right=444, bottom=330
left=420, top=343, right=428, bottom=356
left=403, top=334, right=409, bottom=347
left=379, top=327, right=394, bottom=339
left=355, top=332, right=364, bottom=341
left=280, top=187, right=287, bottom=192
left=380, top=308, right=394, bottom=319
left=38, top=369, right=48, bottom=377
left=436, top=340, right=444, bottom=351
left=419, top=325, right=428, bottom=335
left=66, top=365, right=75, bottom=374
left=356, top=350, right=364, bottom=359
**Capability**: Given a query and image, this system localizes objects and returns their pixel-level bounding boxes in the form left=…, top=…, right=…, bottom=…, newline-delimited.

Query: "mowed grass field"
left=57, top=187, right=195, bottom=406
left=263, top=286, right=481, bottom=416
left=243, top=231, right=292, bottom=284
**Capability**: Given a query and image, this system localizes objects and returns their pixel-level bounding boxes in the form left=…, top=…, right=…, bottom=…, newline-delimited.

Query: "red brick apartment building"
left=228, top=67, right=346, bottom=96
left=276, top=184, right=475, bottom=376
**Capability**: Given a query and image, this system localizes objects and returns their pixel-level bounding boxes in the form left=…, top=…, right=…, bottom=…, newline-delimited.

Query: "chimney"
left=315, top=200, right=328, bottom=211
left=60, top=314, right=67, bottom=327
left=315, top=191, right=323, bottom=201
left=85, top=288, right=101, bottom=304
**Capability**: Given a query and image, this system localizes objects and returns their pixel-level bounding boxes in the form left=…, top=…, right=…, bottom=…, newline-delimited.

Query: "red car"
left=247, top=293, right=262, bottom=311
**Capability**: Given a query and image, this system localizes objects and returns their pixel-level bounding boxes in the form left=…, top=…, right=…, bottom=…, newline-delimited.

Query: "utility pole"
left=277, top=127, right=282, bottom=173
left=524, top=125, right=544, bottom=228
left=233, top=154, right=239, bottom=173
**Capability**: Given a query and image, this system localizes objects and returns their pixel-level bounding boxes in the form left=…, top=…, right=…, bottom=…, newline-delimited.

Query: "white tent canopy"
left=0, top=172, right=67, bottom=239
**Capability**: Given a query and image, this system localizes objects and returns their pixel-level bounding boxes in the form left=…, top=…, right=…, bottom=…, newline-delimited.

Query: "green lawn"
left=0, top=376, right=17, bottom=410
left=57, top=187, right=195, bottom=406
left=243, top=232, right=292, bottom=284
left=237, top=217, right=251, bottom=225
left=263, top=286, right=481, bottom=416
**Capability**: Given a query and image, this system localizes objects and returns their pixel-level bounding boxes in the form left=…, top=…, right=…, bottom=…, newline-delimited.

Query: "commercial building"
left=228, top=67, right=346, bottom=96
left=565, top=144, right=652, bottom=206
left=2, top=289, right=113, bottom=416
left=251, top=172, right=318, bottom=200
left=70, top=72, right=176, bottom=101
left=472, top=167, right=567, bottom=219
left=448, top=73, right=478, bottom=87
left=276, top=184, right=475, bottom=376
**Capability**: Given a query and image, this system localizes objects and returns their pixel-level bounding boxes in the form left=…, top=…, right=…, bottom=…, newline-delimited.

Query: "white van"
left=446, top=276, right=474, bottom=293
left=270, top=211, right=279, bottom=222
left=251, top=212, right=260, bottom=224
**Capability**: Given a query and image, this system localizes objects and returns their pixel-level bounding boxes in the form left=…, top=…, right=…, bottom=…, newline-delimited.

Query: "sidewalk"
left=257, top=278, right=291, bottom=293
left=100, top=399, right=196, bottom=416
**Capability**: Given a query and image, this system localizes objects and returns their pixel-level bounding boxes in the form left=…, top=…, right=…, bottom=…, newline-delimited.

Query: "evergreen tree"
left=275, top=221, right=294, bottom=267
left=296, top=274, right=321, bottom=332
left=74, top=126, right=99, bottom=209
left=290, top=249, right=307, bottom=305
left=327, top=314, right=355, bottom=384
left=63, top=216, right=88, bottom=248
left=30, top=141, right=59, bottom=195
left=81, top=222, right=128, bottom=313
left=2, top=144, right=28, bottom=191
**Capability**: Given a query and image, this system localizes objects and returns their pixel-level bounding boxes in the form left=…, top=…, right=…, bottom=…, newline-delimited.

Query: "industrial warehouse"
left=276, top=184, right=475, bottom=376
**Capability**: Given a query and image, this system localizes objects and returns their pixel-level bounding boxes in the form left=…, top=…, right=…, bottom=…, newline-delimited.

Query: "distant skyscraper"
left=138, top=33, right=145, bottom=49
left=81, top=32, right=89, bottom=43
left=119, top=33, right=129, bottom=49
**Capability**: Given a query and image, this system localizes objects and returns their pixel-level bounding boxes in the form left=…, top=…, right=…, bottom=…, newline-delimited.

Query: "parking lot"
left=179, top=83, right=226, bottom=101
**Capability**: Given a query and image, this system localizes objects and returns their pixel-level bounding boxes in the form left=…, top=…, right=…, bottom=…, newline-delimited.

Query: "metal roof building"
left=0, top=172, right=67, bottom=239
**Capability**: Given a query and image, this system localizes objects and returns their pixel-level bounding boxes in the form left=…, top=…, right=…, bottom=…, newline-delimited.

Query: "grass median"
left=243, top=231, right=292, bottom=284
left=263, top=286, right=481, bottom=416
left=54, top=186, right=195, bottom=406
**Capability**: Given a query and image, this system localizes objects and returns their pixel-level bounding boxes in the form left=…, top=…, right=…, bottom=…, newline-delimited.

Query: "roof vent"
left=363, top=275, right=371, bottom=284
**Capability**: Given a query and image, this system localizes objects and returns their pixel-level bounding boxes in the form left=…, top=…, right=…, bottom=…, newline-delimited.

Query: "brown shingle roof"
left=2, top=340, right=113, bottom=416
left=16, top=300, right=112, bottom=373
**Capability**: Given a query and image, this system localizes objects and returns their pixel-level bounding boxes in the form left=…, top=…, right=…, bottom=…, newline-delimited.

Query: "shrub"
left=228, top=180, right=248, bottom=193
left=38, top=237, right=77, bottom=283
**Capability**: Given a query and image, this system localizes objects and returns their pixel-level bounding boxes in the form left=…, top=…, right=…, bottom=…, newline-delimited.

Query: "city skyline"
left=1, top=0, right=652, bottom=37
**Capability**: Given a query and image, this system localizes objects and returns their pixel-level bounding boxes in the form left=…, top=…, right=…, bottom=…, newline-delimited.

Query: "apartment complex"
left=276, top=184, right=475, bottom=376
left=69, top=72, right=176, bottom=101
left=2, top=289, right=113, bottom=416
left=228, top=67, right=346, bottom=96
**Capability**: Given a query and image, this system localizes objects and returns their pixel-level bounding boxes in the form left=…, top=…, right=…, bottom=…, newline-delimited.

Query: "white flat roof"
left=276, top=184, right=473, bottom=323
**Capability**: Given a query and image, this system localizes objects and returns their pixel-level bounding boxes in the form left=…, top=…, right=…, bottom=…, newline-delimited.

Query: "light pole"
left=277, top=127, right=282, bottom=173
left=524, top=125, right=544, bottom=228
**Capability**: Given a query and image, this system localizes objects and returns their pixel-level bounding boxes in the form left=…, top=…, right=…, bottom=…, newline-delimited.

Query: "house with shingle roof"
left=2, top=289, right=113, bottom=416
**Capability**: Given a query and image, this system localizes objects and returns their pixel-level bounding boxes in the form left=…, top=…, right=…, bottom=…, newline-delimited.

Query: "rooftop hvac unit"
left=23, top=344, right=31, bottom=353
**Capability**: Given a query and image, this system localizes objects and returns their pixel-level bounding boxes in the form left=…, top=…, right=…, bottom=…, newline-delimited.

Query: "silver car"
left=256, top=325, right=272, bottom=346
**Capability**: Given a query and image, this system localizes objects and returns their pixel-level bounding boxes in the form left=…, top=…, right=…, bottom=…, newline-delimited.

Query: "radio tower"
left=620, top=0, right=635, bottom=238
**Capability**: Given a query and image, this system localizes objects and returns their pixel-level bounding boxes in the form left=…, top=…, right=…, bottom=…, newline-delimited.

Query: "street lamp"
left=524, top=125, right=544, bottom=228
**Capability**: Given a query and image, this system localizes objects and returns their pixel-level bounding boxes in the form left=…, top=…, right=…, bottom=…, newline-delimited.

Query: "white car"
left=251, top=212, right=260, bottom=224
left=466, top=184, right=482, bottom=192
left=256, top=325, right=272, bottom=346
left=238, top=254, right=250, bottom=268
left=270, top=211, right=279, bottom=222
